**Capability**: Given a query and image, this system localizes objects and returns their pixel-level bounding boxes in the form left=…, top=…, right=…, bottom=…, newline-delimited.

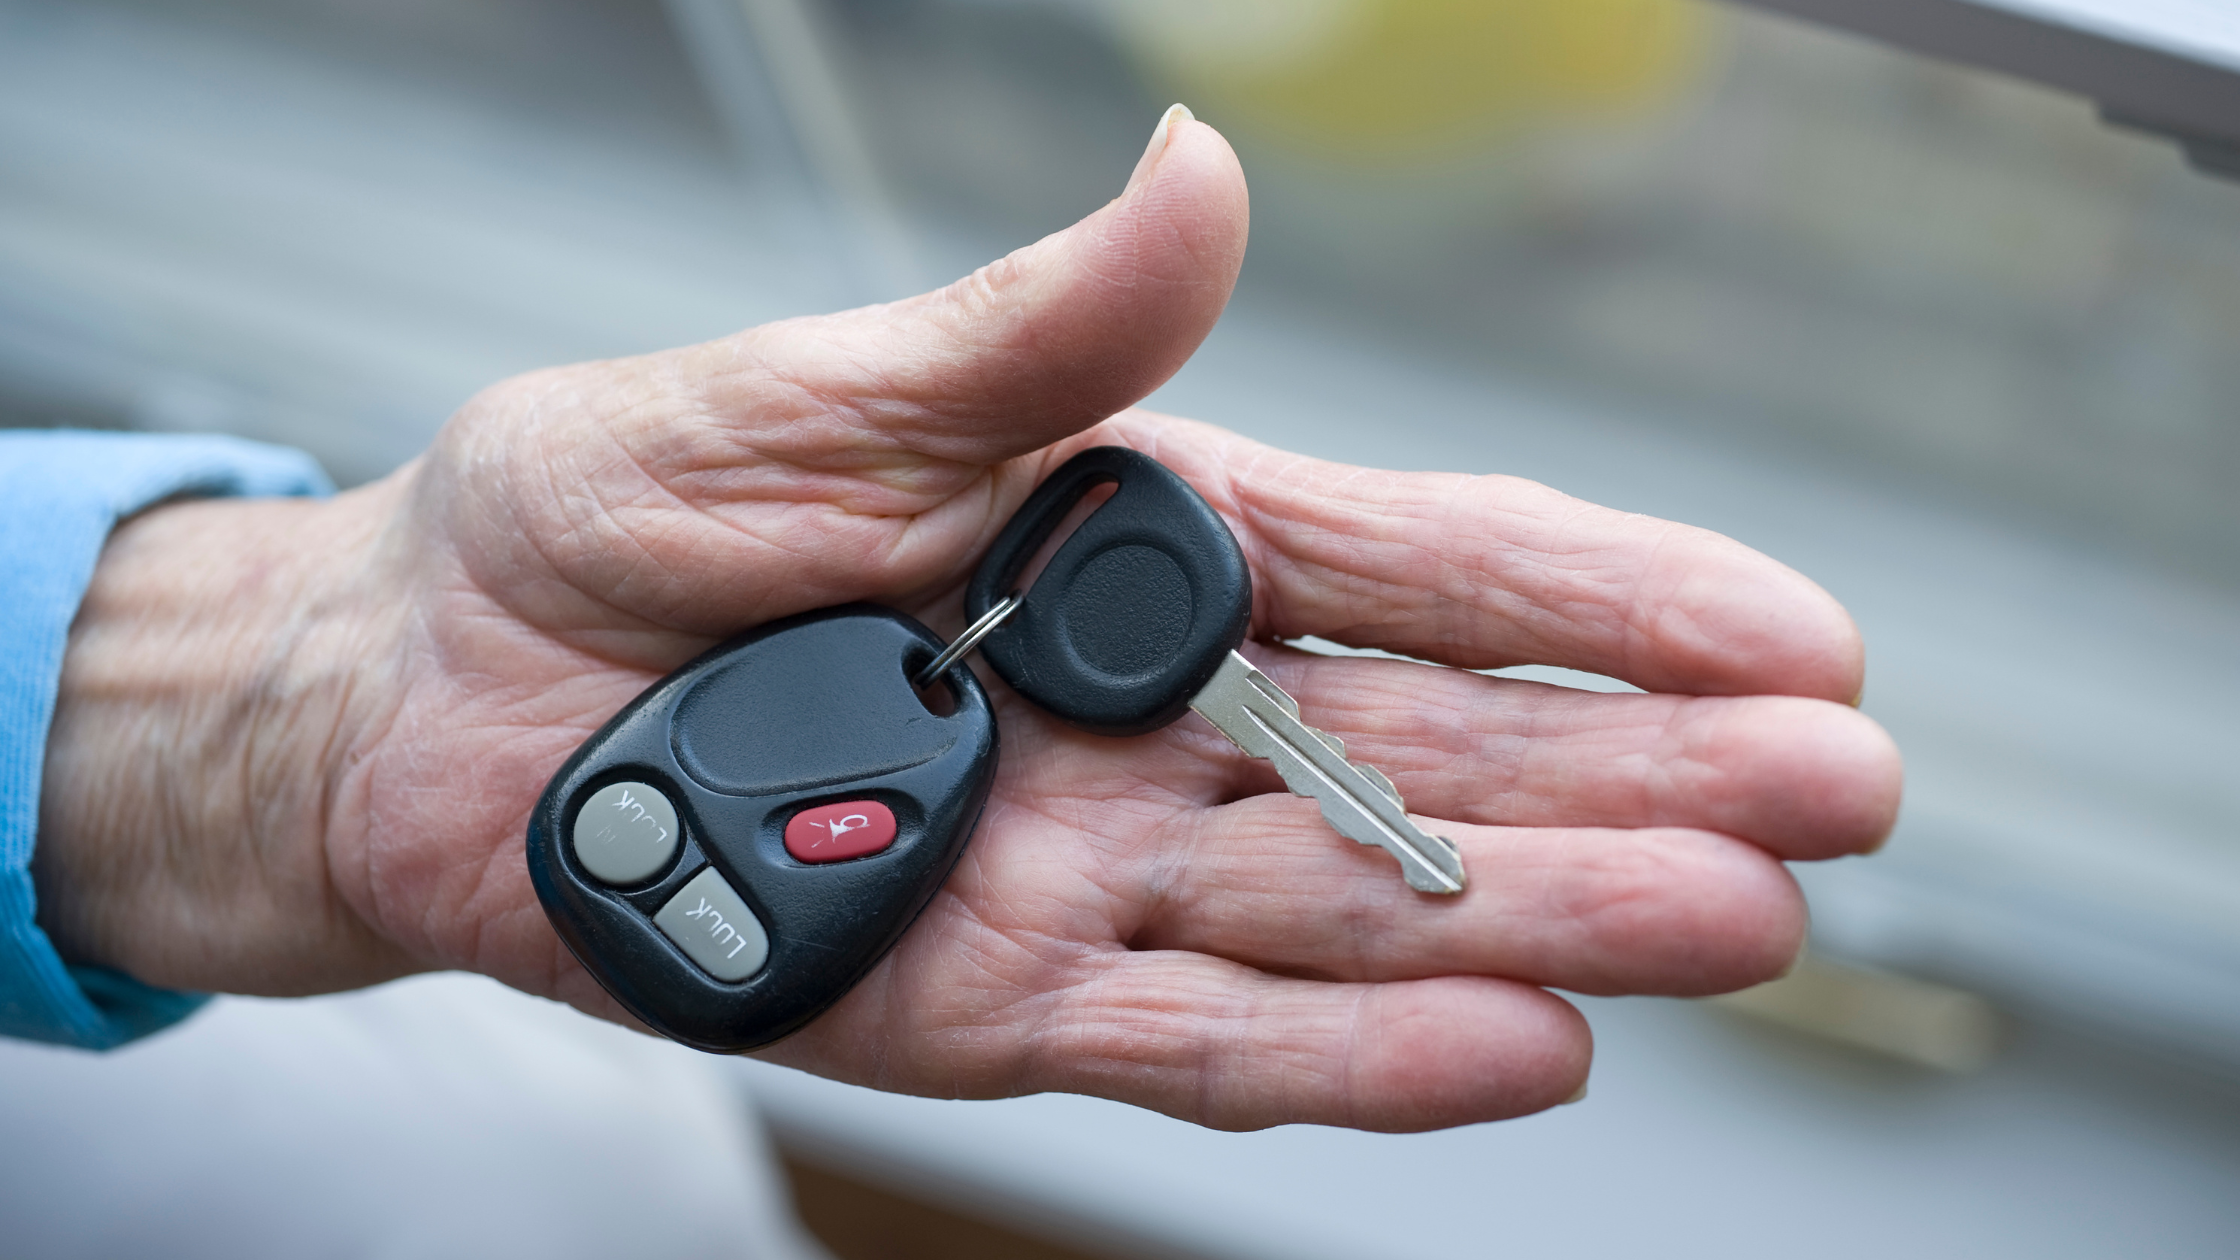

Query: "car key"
left=963, top=447, right=1467, bottom=895
left=526, top=605, right=998, bottom=1052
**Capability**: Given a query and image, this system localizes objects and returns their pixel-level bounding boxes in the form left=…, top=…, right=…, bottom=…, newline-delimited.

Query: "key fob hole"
left=905, top=656, right=963, bottom=717
left=913, top=678, right=959, bottom=717
left=1008, top=477, right=1117, bottom=599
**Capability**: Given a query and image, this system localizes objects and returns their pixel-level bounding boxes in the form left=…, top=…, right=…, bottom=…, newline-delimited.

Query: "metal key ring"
left=910, top=591, right=1023, bottom=691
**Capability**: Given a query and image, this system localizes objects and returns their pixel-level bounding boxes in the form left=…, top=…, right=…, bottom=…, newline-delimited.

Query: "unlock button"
left=654, top=868, right=769, bottom=982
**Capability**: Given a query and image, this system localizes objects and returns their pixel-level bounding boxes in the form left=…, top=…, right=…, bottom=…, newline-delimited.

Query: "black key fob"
left=965, top=446, right=1252, bottom=737
left=526, top=605, right=998, bottom=1053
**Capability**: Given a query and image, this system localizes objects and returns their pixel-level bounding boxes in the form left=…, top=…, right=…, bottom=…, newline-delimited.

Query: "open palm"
left=55, top=115, right=1897, bottom=1133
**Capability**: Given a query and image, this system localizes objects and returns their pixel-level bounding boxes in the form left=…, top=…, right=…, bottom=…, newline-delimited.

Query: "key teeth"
left=1396, top=830, right=1468, bottom=895
left=1404, top=862, right=1468, bottom=895
left=1355, top=762, right=1403, bottom=808
left=1212, top=650, right=1465, bottom=895
left=1305, top=793, right=1468, bottom=895
left=1402, top=833, right=1468, bottom=895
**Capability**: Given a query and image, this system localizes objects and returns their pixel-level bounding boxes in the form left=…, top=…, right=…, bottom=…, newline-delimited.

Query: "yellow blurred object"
left=1712, top=953, right=2006, bottom=1074
left=1111, top=0, right=1711, bottom=157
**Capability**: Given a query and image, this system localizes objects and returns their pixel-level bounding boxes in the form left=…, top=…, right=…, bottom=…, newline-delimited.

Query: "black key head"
left=526, top=605, right=998, bottom=1053
left=965, top=447, right=1251, bottom=737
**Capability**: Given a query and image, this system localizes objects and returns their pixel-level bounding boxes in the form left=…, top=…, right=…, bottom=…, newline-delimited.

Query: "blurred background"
left=3, top=0, right=2238, bottom=1256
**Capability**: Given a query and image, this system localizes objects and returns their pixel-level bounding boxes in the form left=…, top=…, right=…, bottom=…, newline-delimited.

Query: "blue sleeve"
left=1, top=430, right=334, bottom=1049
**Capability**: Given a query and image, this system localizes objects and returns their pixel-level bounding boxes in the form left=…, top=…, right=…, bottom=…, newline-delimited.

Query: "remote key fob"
left=526, top=605, right=998, bottom=1052
left=964, top=447, right=1466, bottom=894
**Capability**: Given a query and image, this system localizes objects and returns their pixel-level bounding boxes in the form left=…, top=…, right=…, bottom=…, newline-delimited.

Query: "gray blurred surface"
left=0, top=0, right=838, bottom=481
left=1731, top=0, right=2240, bottom=173
left=3, top=1, right=2238, bottom=1256
left=0, top=974, right=833, bottom=1260
left=744, top=992, right=2240, bottom=1260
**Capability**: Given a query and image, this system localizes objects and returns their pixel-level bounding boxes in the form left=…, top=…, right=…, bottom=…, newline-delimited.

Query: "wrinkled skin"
left=36, top=118, right=1901, bottom=1133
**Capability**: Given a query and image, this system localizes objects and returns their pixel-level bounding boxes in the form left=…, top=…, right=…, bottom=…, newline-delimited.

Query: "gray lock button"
left=654, top=867, right=769, bottom=982
left=572, top=782, right=681, bottom=886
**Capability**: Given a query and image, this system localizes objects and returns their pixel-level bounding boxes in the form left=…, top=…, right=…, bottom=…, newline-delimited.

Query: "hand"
left=37, top=113, right=1899, bottom=1131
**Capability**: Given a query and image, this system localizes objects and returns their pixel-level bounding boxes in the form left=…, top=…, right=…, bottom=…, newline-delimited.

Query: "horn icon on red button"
left=784, top=800, right=899, bottom=863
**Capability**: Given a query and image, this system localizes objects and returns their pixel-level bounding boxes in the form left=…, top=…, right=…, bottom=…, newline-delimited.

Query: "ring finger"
left=1119, top=794, right=1808, bottom=996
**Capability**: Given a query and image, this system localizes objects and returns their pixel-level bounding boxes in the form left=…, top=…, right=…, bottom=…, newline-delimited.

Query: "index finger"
left=1111, top=414, right=1864, bottom=702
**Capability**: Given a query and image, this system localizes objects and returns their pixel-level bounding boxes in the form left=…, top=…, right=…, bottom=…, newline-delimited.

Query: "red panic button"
left=784, top=800, right=899, bottom=863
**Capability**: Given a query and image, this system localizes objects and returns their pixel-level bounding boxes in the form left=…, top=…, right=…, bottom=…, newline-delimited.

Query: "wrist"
left=34, top=481, right=416, bottom=995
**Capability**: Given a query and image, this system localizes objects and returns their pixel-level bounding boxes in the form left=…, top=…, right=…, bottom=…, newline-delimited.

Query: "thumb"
left=688, top=106, right=1248, bottom=466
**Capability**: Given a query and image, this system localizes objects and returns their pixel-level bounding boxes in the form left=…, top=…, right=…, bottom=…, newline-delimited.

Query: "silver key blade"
left=1189, top=651, right=1467, bottom=895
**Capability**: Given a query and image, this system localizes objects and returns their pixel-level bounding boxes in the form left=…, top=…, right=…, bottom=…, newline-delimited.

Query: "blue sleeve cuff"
left=1, top=431, right=334, bottom=1049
